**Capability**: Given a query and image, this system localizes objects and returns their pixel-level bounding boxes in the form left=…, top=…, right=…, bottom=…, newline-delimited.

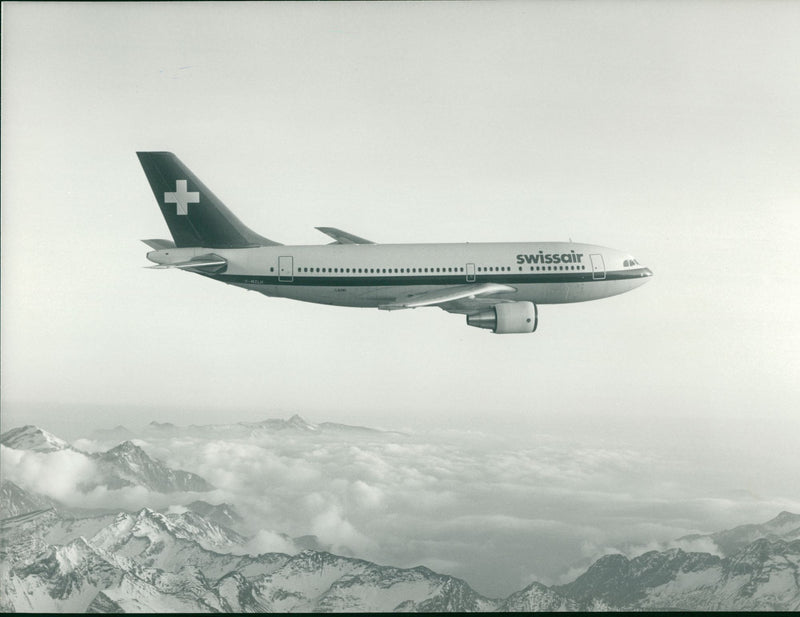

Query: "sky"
left=2, top=0, right=800, bottom=590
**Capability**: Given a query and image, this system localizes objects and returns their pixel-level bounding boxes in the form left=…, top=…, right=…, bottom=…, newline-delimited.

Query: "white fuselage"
left=147, top=241, right=653, bottom=310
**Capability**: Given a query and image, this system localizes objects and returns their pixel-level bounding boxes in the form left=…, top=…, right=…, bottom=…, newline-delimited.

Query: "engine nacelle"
left=466, top=302, right=538, bottom=334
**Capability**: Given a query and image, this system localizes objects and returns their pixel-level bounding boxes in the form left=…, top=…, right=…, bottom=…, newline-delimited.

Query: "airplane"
left=138, top=152, right=653, bottom=334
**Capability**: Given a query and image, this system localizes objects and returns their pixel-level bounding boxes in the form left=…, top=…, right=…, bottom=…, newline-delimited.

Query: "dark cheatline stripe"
left=212, top=268, right=650, bottom=287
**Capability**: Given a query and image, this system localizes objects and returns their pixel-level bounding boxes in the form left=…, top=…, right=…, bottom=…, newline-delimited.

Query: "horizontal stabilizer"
left=315, top=227, right=375, bottom=244
left=142, top=239, right=176, bottom=250
left=379, top=283, right=515, bottom=310
left=146, top=253, right=227, bottom=273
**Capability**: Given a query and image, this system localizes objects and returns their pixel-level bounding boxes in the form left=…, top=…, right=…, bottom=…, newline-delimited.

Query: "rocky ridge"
left=2, top=503, right=799, bottom=612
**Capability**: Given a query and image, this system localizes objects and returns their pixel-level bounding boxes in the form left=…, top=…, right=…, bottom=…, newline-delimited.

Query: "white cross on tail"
left=164, top=179, right=199, bottom=215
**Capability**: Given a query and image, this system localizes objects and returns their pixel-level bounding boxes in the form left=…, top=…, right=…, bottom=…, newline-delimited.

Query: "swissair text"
left=516, top=251, right=584, bottom=265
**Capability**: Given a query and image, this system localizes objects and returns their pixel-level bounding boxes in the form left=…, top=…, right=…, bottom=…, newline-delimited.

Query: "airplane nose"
left=642, top=267, right=653, bottom=277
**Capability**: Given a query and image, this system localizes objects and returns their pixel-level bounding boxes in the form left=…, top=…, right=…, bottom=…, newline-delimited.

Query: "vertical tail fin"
left=137, top=151, right=281, bottom=248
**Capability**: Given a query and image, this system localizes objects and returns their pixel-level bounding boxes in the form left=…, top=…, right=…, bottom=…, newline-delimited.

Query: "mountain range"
left=90, top=414, right=396, bottom=442
left=1, top=426, right=213, bottom=494
left=678, top=509, right=800, bottom=557
left=2, top=422, right=799, bottom=612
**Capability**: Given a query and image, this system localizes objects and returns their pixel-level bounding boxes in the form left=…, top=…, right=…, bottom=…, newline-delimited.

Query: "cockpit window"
left=624, top=259, right=630, bottom=267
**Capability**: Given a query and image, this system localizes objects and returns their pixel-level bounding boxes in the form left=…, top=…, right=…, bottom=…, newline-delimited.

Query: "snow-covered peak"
left=287, top=414, right=318, bottom=431
left=92, top=442, right=214, bottom=493
left=764, top=511, right=800, bottom=535
left=105, top=440, right=143, bottom=455
left=0, top=425, right=70, bottom=452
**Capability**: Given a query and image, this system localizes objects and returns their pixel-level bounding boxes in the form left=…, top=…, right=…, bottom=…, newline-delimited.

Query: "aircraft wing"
left=379, top=282, right=516, bottom=311
left=315, top=227, right=375, bottom=244
left=146, top=253, right=227, bottom=273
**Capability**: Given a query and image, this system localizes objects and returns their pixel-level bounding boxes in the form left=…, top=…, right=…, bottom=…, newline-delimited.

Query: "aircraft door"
left=590, top=254, right=606, bottom=280
left=466, top=263, right=476, bottom=282
left=278, top=256, right=294, bottom=282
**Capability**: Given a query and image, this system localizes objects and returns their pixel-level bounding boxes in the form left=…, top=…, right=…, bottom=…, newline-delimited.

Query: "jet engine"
left=466, top=302, right=538, bottom=334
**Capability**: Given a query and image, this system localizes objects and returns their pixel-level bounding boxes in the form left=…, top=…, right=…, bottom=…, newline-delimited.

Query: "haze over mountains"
left=2, top=418, right=799, bottom=611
